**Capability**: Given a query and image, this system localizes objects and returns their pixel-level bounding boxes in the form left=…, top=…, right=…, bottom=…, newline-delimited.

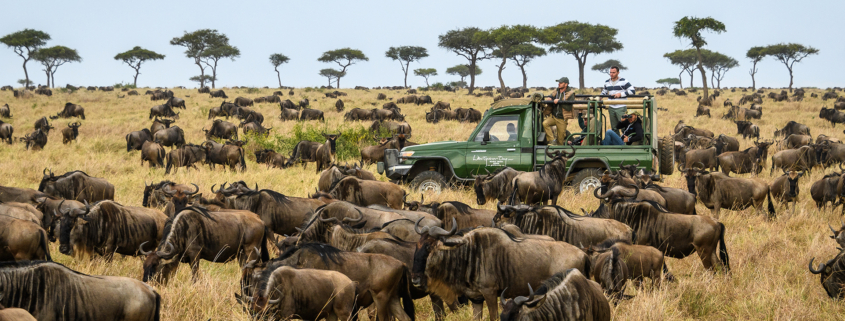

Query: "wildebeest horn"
left=544, top=145, right=557, bottom=158
left=429, top=218, right=457, bottom=237
left=621, top=184, right=640, bottom=199
left=318, top=215, right=339, bottom=223
left=210, top=184, right=219, bottom=193
left=513, top=284, right=535, bottom=305
left=593, top=186, right=606, bottom=200
left=139, top=241, right=153, bottom=255
left=809, top=258, right=825, bottom=274
left=187, top=183, right=199, bottom=195
left=268, top=297, right=280, bottom=305
left=497, top=203, right=507, bottom=213
left=500, top=288, right=508, bottom=306
left=414, top=217, right=430, bottom=235
left=634, top=159, right=641, bottom=167
left=43, top=168, right=49, bottom=175
left=157, top=242, right=175, bottom=257
left=342, top=209, right=363, bottom=223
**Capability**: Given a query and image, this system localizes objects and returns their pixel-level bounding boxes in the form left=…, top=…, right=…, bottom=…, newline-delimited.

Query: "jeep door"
left=465, top=113, right=531, bottom=174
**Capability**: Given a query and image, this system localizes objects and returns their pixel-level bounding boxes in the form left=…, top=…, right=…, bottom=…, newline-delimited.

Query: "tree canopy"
left=319, top=68, right=346, bottom=88
left=385, top=46, right=428, bottom=88
left=200, top=43, right=240, bottom=88
left=269, top=53, right=290, bottom=88
left=591, top=59, right=627, bottom=75
left=500, top=43, right=546, bottom=89
left=114, top=46, right=165, bottom=87
left=763, top=43, right=819, bottom=91
left=664, top=49, right=699, bottom=88
left=539, top=21, right=623, bottom=89
left=702, top=51, right=738, bottom=89
left=33, top=46, right=81, bottom=87
left=438, top=27, right=492, bottom=94
left=484, top=25, right=538, bottom=94
left=189, top=75, right=215, bottom=85
left=745, top=46, right=767, bottom=90
left=1, top=29, right=51, bottom=88
left=672, top=16, right=726, bottom=102
left=318, top=48, right=368, bottom=88
left=656, top=78, right=681, bottom=88
left=446, top=64, right=481, bottom=83
left=413, top=68, right=437, bottom=87
left=170, top=29, right=228, bottom=88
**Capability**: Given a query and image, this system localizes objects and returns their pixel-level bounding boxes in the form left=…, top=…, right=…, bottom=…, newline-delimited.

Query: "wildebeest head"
left=141, top=239, right=175, bottom=283
left=67, top=122, right=81, bottom=138
left=57, top=200, right=91, bottom=255
left=829, top=221, right=845, bottom=249
left=618, top=160, right=641, bottom=178
left=162, top=183, right=199, bottom=213
left=809, top=249, right=845, bottom=299
left=322, top=132, right=341, bottom=154
left=593, top=184, right=640, bottom=205
left=783, top=169, right=804, bottom=197
left=411, top=217, right=457, bottom=288
left=500, top=284, right=546, bottom=321
left=37, top=168, right=58, bottom=194
left=492, top=204, right=536, bottom=227
left=677, top=162, right=706, bottom=195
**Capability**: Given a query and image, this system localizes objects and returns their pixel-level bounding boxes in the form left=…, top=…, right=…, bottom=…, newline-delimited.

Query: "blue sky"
left=0, top=0, right=840, bottom=89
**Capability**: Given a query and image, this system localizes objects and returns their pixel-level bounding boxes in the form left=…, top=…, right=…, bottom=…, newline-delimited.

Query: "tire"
left=571, top=169, right=603, bottom=195
left=658, top=135, right=675, bottom=175
left=409, top=171, right=448, bottom=194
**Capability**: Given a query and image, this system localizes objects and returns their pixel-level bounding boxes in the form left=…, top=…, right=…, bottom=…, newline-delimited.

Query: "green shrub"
left=246, top=87, right=260, bottom=94
left=248, top=123, right=377, bottom=162
left=113, top=82, right=137, bottom=89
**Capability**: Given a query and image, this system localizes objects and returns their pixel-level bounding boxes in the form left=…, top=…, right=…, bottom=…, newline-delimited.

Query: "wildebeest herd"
left=2, top=85, right=845, bottom=320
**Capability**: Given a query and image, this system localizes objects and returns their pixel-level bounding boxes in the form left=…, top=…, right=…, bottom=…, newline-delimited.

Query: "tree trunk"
left=750, top=62, right=757, bottom=91
left=44, top=69, right=50, bottom=88
left=679, top=70, right=684, bottom=89
left=23, top=59, right=30, bottom=89
left=468, top=59, right=477, bottom=94
left=275, top=67, right=281, bottom=88
left=51, top=71, right=56, bottom=89
left=335, top=77, right=340, bottom=89
left=695, top=48, right=710, bottom=100
left=788, top=67, right=794, bottom=93
left=403, top=62, right=409, bottom=88
left=497, top=56, right=507, bottom=96
left=425, top=77, right=430, bottom=87
left=211, top=60, right=218, bottom=89
left=520, top=65, right=527, bottom=89
left=576, top=56, right=586, bottom=90
left=134, top=70, right=140, bottom=87
left=196, top=61, right=206, bottom=88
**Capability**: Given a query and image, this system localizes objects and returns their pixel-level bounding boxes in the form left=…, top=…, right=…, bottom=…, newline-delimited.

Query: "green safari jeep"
left=377, top=93, right=675, bottom=193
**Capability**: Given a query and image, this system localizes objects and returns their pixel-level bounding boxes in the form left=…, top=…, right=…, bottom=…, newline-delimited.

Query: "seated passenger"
left=506, top=123, right=518, bottom=141
left=601, top=111, right=643, bottom=146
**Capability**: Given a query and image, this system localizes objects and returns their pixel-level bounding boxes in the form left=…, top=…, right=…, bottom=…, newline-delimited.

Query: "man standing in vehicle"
left=601, top=66, right=635, bottom=133
left=542, top=77, right=575, bottom=145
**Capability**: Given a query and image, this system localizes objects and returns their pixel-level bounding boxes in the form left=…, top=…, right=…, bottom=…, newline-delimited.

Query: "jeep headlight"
left=400, top=151, right=415, bottom=158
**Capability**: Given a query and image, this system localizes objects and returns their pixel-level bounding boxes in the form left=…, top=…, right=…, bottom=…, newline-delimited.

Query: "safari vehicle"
left=377, top=93, right=674, bottom=193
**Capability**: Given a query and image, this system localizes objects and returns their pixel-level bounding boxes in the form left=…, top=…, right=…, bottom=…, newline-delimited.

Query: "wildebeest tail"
left=399, top=268, right=416, bottom=321
left=239, top=148, right=247, bottom=171
left=319, top=114, right=325, bottom=122
left=507, top=179, right=519, bottom=205
left=766, top=189, right=775, bottom=217
left=39, top=228, right=52, bottom=261
left=260, top=227, right=271, bottom=262
left=125, top=134, right=131, bottom=152
left=583, top=254, right=591, bottom=279
left=718, top=222, right=730, bottom=272
left=154, top=291, right=162, bottom=321
left=165, top=153, right=173, bottom=174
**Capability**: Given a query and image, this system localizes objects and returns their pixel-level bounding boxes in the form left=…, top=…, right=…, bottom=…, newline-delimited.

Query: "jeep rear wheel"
left=410, top=171, right=448, bottom=194
left=658, top=135, right=675, bottom=175
left=572, top=169, right=603, bottom=195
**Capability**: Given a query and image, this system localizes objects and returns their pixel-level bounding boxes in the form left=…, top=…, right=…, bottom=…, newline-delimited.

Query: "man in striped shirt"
left=601, top=66, right=635, bottom=133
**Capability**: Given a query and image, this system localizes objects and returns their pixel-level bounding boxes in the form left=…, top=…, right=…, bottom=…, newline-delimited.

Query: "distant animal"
left=61, top=122, right=82, bottom=144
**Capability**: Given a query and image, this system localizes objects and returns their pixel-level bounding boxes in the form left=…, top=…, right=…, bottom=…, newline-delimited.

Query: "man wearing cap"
left=601, top=66, right=635, bottom=133
left=542, top=77, right=575, bottom=145
left=601, top=111, right=643, bottom=146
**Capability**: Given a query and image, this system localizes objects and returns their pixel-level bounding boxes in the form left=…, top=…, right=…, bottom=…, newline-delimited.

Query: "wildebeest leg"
left=696, top=245, right=716, bottom=270
left=389, top=297, right=411, bottom=321
left=190, top=259, right=201, bottom=282
left=711, top=201, right=721, bottom=219
left=374, top=291, right=392, bottom=321
left=471, top=301, right=484, bottom=320
left=482, top=290, right=499, bottom=321
left=430, top=295, right=447, bottom=321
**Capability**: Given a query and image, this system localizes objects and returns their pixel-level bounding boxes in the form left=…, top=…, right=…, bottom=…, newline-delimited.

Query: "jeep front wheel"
left=572, top=169, right=603, bottom=195
left=410, top=171, right=448, bottom=194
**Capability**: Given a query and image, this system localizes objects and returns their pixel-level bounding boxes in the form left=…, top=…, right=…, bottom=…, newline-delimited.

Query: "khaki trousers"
left=543, top=113, right=572, bottom=145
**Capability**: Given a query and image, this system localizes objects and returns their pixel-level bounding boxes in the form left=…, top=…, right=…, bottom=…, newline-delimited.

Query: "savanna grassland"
left=1, top=84, right=845, bottom=320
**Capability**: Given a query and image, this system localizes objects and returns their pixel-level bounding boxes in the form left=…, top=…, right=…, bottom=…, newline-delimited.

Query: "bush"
left=246, top=87, right=260, bottom=94
left=248, top=123, right=375, bottom=162
left=113, top=82, right=137, bottom=89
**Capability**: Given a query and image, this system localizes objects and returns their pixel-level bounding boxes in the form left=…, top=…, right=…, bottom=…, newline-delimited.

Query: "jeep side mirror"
left=481, top=131, right=490, bottom=145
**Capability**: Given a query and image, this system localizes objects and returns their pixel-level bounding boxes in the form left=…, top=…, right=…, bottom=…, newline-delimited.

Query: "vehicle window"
left=474, top=115, right=520, bottom=142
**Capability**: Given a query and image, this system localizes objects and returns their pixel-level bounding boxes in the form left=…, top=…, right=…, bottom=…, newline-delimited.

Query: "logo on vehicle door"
left=472, top=155, right=514, bottom=167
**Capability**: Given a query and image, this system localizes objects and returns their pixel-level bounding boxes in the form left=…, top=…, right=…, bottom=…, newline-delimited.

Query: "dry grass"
left=1, top=85, right=845, bottom=320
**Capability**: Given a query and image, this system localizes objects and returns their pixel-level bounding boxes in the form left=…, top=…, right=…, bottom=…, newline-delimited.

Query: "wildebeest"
left=148, top=103, right=179, bottom=119
left=412, top=226, right=590, bottom=321
left=210, top=89, right=228, bottom=98
left=0, top=103, right=11, bottom=118
left=299, top=108, right=325, bottom=121
left=286, top=140, right=322, bottom=168
left=198, top=87, right=210, bottom=93
left=717, top=147, right=765, bottom=176
left=734, top=120, right=760, bottom=140
left=50, top=102, right=85, bottom=120
left=140, top=141, right=165, bottom=168
left=344, top=108, right=373, bottom=121
left=593, top=197, right=730, bottom=271
left=125, top=129, right=153, bottom=152
left=771, top=145, right=816, bottom=174
left=781, top=134, right=813, bottom=150
left=142, top=181, right=198, bottom=209
left=326, top=176, right=405, bottom=209
left=474, top=167, right=524, bottom=205
left=241, top=121, right=271, bottom=137
left=164, top=143, right=207, bottom=174
left=674, top=125, right=714, bottom=140
left=458, top=108, right=483, bottom=123
left=370, top=120, right=412, bottom=138
left=359, top=137, right=392, bottom=164
left=0, top=119, right=13, bottom=144
left=13, top=90, right=32, bottom=99
left=247, top=266, right=357, bottom=320
left=57, top=200, right=167, bottom=260
left=299, top=99, right=309, bottom=108
left=499, top=269, right=611, bottom=321
left=34, top=116, right=54, bottom=134
left=164, top=96, right=185, bottom=109
left=38, top=170, right=115, bottom=203
left=425, top=109, right=458, bottom=123
left=142, top=206, right=268, bottom=284
left=770, top=170, right=804, bottom=214
left=335, top=99, right=345, bottom=112
left=695, top=104, right=711, bottom=117
left=406, top=200, right=497, bottom=231
left=0, top=261, right=161, bottom=320
left=279, top=106, right=299, bottom=121
left=713, top=134, right=740, bottom=152
left=149, top=117, right=175, bottom=136
left=809, top=249, right=845, bottom=299
left=255, top=149, right=288, bottom=169
left=373, top=107, right=406, bottom=121
left=202, top=140, right=246, bottom=171
left=682, top=146, right=721, bottom=171
left=510, top=147, right=576, bottom=205
left=152, top=126, right=185, bottom=149
left=224, top=188, right=324, bottom=236
left=0, top=215, right=51, bottom=261
left=775, top=120, right=811, bottom=138
left=820, top=107, right=845, bottom=127
left=314, top=133, right=341, bottom=173
left=493, top=204, right=632, bottom=247
left=22, top=128, right=48, bottom=150
left=416, top=95, right=433, bottom=105
left=584, top=239, right=674, bottom=287
left=234, top=96, right=254, bottom=107
left=811, top=169, right=845, bottom=211
left=204, top=120, right=239, bottom=141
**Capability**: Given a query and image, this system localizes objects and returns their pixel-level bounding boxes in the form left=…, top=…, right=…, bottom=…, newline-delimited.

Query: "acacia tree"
left=746, top=46, right=766, bottom=91
left=189, top=75, right=215, bottom=86
left=385, top=46, right=428, bottom=88
left=591, top=59, right=627, bottom=76
left=319, top=68, right=345, bottom=88
left=445, top=64, right=481, bottom=83
left=413, top=68, right=437, bottom=87
left=269, top=53, right=290, bottom=88
left=317, top=48, right=368, bottom=89
left=438, top=27, right=492, bottom=94
left=484, top=25, right=537, bottom=94
left=672, top=16, right=726, bottom=104
left=33, top=46, right=81, bottom=87
left=504, top=44, right=545, bottom=89
left=114, top=46, right=165, bottom=87
left=703, top=51, right=738, bottom=89
left=201, top=44, right=239, bottom=89
left=664, top=49, right=698, bottom=88
left=656, top=78, right=681, bottom=89
left=540, top=21, right=623, bottom=89
left=170, top=29, right=228, bottom=88
left=0, top=29, right=51, bottom=88
left=764, top=43, right=819, bottom=92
